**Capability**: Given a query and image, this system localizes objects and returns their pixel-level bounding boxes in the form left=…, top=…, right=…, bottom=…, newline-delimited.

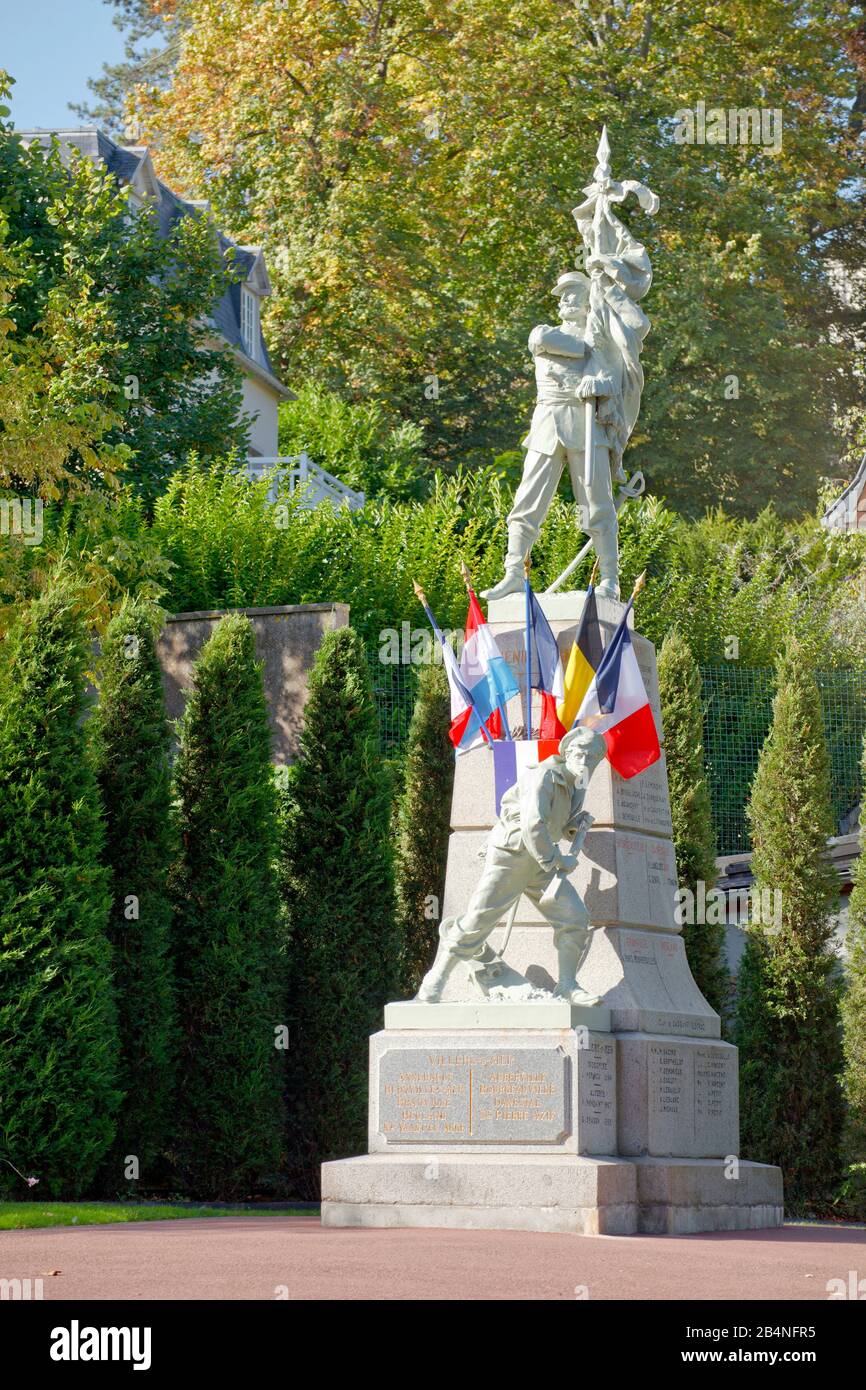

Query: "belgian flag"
left=557, top=581, right=604, bottom=730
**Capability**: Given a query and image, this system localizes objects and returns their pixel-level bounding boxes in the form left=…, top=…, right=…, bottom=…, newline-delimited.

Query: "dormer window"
left=241, top=286, right=260, bottom=362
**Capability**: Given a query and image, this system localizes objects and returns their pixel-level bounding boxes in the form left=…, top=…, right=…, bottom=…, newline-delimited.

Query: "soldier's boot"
left=553, top=928, right=602, bottom=1007
left=415, top=920, right=467, bottom=1002
left=591, top=526, right=620, bottom=602
left=481, top=522, right=534, bottom=601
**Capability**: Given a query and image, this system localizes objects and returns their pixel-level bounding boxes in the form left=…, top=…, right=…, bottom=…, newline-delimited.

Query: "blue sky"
left=2, top=0, right=129, bottom=129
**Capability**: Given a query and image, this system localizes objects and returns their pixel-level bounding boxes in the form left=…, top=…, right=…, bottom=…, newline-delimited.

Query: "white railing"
left=245, top=452, right=365, bottom=511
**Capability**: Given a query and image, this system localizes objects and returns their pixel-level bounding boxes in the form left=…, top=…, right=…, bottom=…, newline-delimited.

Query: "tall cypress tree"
left=394, top=662, right=454, bottom=994
left=657, top=629, right=728, bottom=1016
left=91, top=598, right=175, bottom=1191
left=736, top=639, right=844, bottom=1208
left=170, top=613, right=284, bottom=1198
left=279, top=627, right=397, bottom=1197
left=0, top=585, right=119, bottom=1197
left=841, top=729, right=866, bottom=1178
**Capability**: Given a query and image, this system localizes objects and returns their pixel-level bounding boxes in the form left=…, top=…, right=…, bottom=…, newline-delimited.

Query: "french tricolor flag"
left=576, top=602, right=660, bottom=779
left=492, top=738, right=561, bottom=815
left=452, top=590, right=520, bottom=749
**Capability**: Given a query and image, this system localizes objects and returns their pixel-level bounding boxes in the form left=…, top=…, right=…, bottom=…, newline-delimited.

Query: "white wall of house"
left=242, top=374, right=282, bottom=456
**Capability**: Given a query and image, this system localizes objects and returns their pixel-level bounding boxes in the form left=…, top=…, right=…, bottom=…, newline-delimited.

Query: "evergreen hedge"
left=0, top=586, right=119, bottom=1197
left=279, top=627, right=397, bottom=1196
left=393, top=662, right=454, bottom=994
left=91, top=599, right=176, bottom=1190
left=657, top=629, right=728, bottom=1017
left=841, top=730, right=866, bottom=1192
left=736, top=640, right=844, bottom=1208
left=169, top=613, right=285, bottom=1198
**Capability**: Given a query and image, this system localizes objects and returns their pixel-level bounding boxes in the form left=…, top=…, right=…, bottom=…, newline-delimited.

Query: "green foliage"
left=151, top=459, right=866, bottom=663
left=0, top=203, right=127, bottom=498
left=169, top=613, right=285, bottom=1197
left=841, top=730, right=866, bottom=1175
left=394, top=662, right=454, bottom=993
left=279, top=627, right=397, bottom=1196
left=657, top=630, right=727, bottom=1017
left=736, top=641, right=844, bottom=1208
left=91, top=599, right=176, bottom=1189
left=0, top=586, right=119, bottom=1197
left=279, top=382, right=426, bottom=500
left=135, top=0, right=865, bottom=514
left=6, top=456, right=866, bottom=672
left=0, top=92, right=246, bottom=501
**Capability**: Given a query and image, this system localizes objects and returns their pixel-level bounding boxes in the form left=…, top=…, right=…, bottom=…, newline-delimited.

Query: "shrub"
left=169, top=613, right=285, bottom=1197
left=736, top=640, right=844, bottom=1209
left=91, top=598, right=176, bottom=1189
left=841, top=729, right=866, bottom=1192
left=657, top=629, right=728, bottom=1017
left=393, top=662, right=454, bottom=993
left=0, top=585, right=119, bottom=1197
left=279, top=627, right=397, bottom=1196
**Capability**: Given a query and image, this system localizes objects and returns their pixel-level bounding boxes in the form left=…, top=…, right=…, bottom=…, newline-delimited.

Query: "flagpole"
left=524, top=554, right=532, bottom=740
left=461, top=557, right=513, bottom=741
left=626, top=568, right=647, bottom=614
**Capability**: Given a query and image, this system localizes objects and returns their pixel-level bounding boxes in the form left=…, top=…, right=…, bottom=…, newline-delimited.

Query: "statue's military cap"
left=551, top=269, right=591, bottom=297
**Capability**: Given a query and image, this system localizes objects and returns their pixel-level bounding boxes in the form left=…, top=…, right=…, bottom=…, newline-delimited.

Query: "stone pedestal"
left=321, top=590, right=783, bottom=1235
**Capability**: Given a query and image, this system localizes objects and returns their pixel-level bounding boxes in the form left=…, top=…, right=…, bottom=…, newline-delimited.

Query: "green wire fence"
left=365, top=647, right=866, bottom=856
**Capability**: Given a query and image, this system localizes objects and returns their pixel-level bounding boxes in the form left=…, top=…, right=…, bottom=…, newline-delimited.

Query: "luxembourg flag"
left=576, top=599, right=661, bottom=779
left=459, top=589, right=520, bottom=743
left=492, top=738, right=560, bottom=815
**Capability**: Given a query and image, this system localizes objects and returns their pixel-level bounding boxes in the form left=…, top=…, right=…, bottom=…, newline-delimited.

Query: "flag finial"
left=412, top=578, right=428, bottom=606
left=595, top=125, right=611, bottom=179
left=460, top=558, right=472, bottom=590
left=631, top=569, right=647, bottom=600
left=523, top=552, right=532, bottom=578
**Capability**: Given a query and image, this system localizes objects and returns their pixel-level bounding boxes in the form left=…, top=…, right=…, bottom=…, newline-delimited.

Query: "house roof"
left=823, top=453, right=866, bottom=521
left=16, top=127, right=291, bottom=399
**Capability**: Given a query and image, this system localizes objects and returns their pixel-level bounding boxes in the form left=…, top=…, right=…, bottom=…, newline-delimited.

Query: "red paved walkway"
left=1, top=1215, right=864, bottom=1300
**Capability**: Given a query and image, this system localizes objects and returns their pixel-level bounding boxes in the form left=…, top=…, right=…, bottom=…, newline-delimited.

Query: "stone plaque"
left=577, top=927, right=721, bottom=1038
left=617, top=1036, right=738, bottom=1157
left=378, top=1046, right=569, bottom=1145
left=648, top=1042, right=692, bottom=1153
left=612, top=834, right=678, bottom=930
left=609, top=758, right=672, bottom=837
left=577, top=1037, right=617, bottom=1152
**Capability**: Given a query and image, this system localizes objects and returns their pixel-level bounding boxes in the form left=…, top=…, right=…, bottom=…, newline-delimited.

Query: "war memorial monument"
left=321, top=132, right=784, bottom=1236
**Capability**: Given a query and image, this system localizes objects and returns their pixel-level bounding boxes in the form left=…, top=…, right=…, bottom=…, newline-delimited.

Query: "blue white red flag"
left=418, top=597, right=493, bottom=753
left=525, top=580, right=567, bottom=740
left=492, top=738, right=560, bottom=815
left=576, top=598, right=660, bottom=779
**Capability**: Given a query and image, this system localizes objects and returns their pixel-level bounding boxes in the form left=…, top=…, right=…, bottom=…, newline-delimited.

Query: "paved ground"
left=2, top=1215, right=865, bottom=1300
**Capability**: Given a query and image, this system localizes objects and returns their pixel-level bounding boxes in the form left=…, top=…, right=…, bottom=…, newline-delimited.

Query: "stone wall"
left=157, top=602, right=350, bottom=764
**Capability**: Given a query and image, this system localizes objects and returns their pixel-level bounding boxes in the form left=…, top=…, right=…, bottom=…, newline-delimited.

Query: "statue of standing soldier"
left=483, top=128, right=658, bottom=603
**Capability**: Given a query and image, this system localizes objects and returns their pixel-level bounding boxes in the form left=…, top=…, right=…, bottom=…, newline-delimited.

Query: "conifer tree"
left=0, top=585, right=119, bottom=1197
left=736, top=640, right=844, bottom=1207
left=91, top=598, right=176, bottom=1190
left=279, top=627, right=397, bottom=1196
left=394, top=662, right=454, bottom=993
left=841, top=730, right=866, bottom=1176
left=657, top=629, right=728, bottom=1016
left=170, top=613, right=284, bottom=1197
